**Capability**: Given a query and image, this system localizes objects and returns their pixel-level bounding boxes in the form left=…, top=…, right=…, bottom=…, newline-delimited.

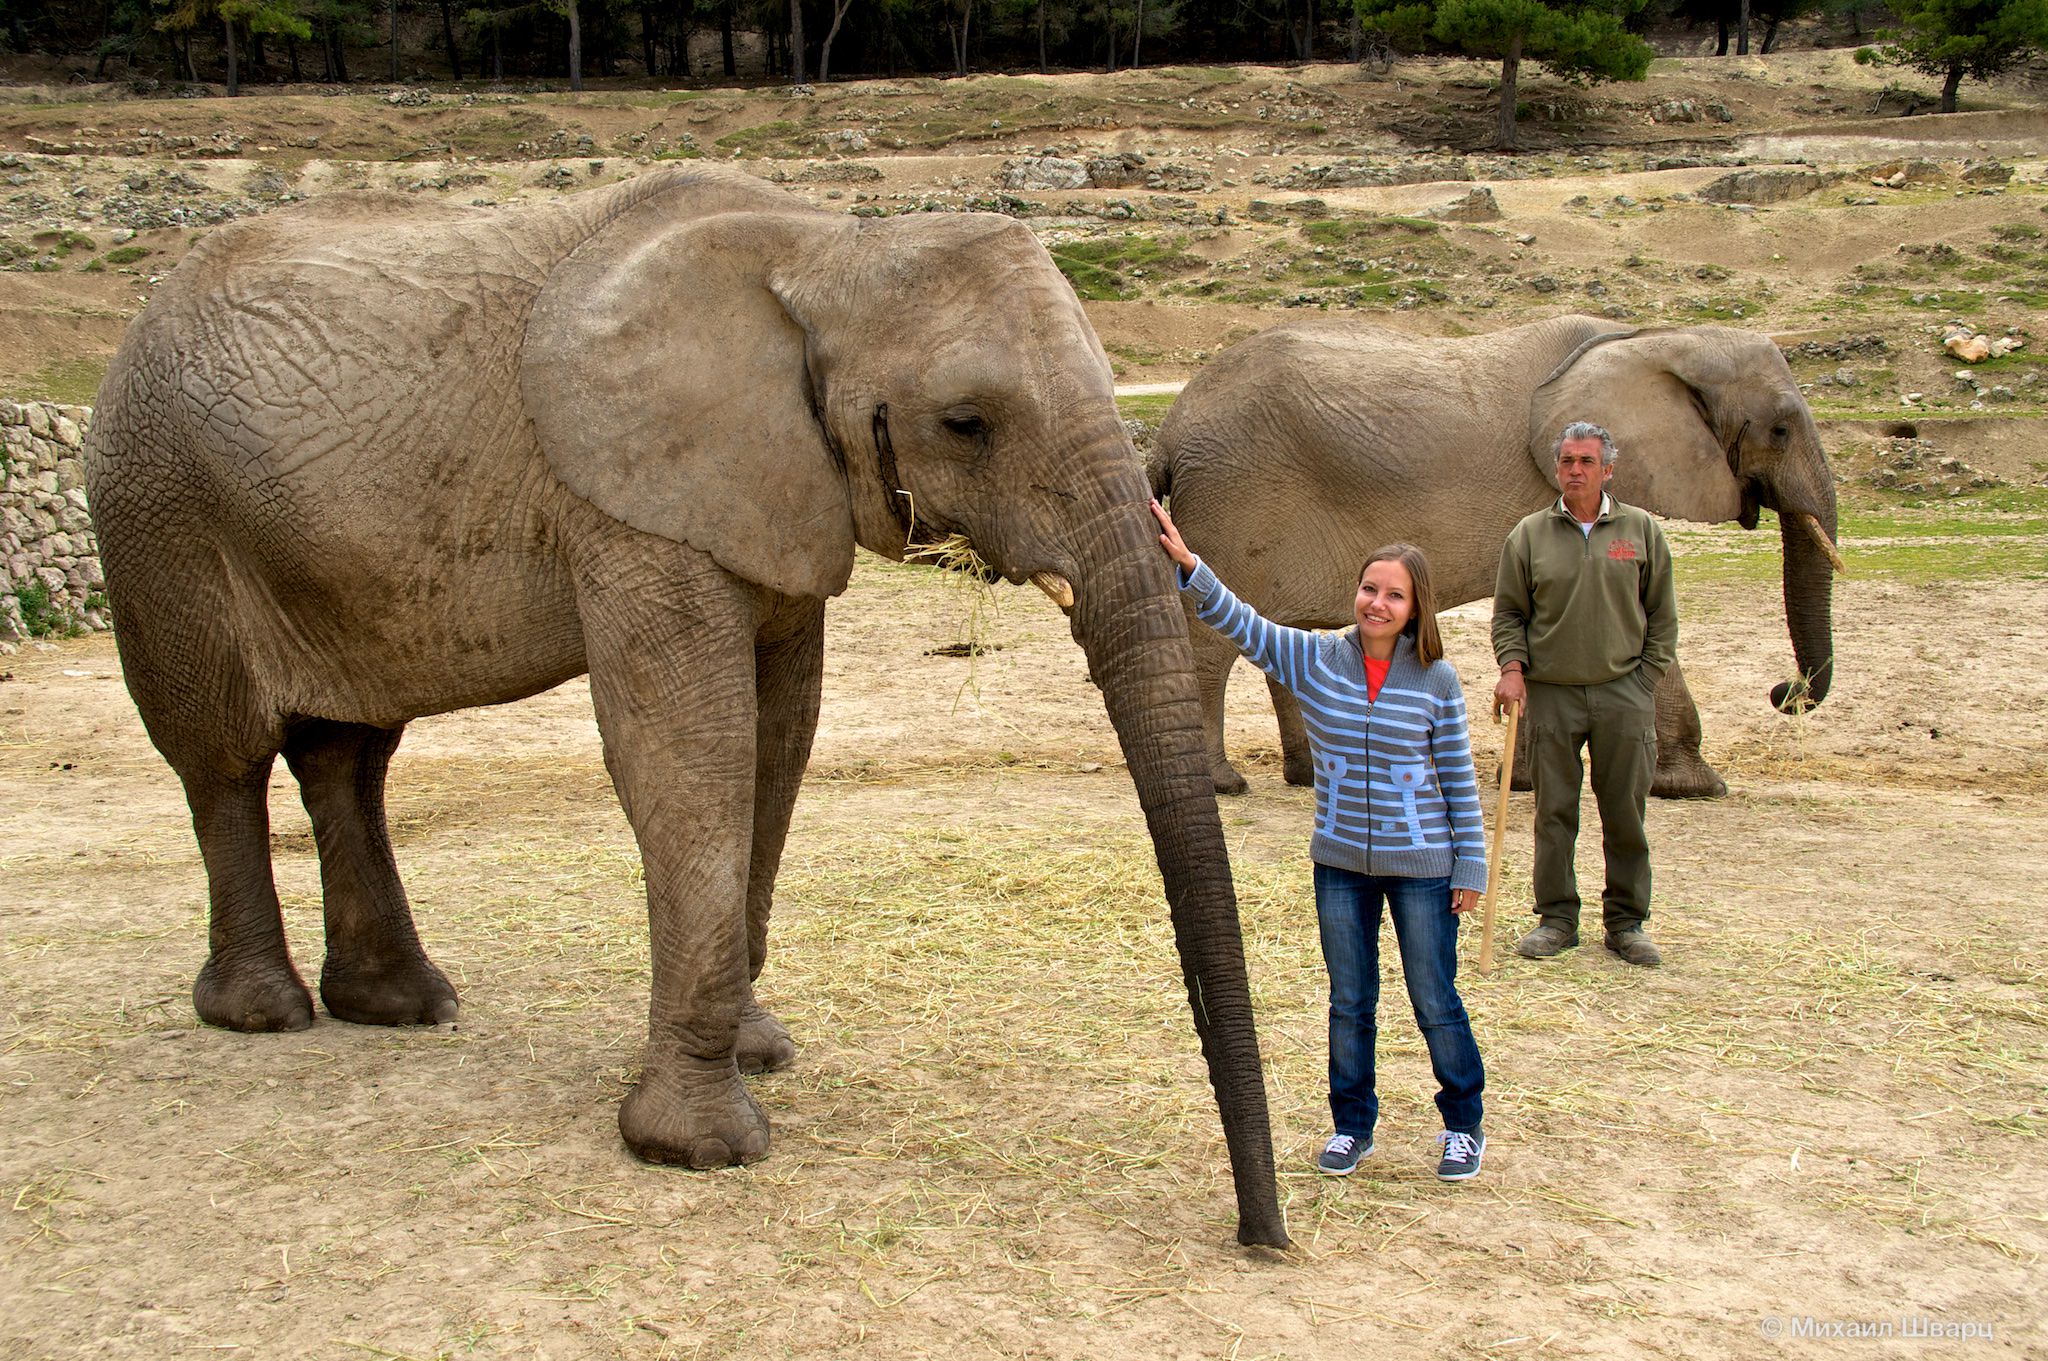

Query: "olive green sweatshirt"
left=1491, top=496, right=1679, bottom=687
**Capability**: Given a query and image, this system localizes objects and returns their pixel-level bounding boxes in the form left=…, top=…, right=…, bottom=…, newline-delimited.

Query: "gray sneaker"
left=1317, top=1133, right=1372, bottom=1176
left=1436, top=1129, right=1485, bottom=1181
left=1605, top=929, right=1663, bottom=967
left=1515, top=922, right=1579, bottom=958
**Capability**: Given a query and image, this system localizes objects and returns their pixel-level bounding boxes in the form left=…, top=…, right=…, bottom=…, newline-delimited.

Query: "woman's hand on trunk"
left=1151, top=499, right=1197, bottom=572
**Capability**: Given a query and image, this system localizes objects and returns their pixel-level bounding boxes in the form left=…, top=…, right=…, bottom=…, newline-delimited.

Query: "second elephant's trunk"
left=1770, top=461, right=1838, bottom=713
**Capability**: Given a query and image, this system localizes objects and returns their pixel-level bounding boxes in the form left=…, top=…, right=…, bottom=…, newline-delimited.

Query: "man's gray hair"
left=1554, top=421, right=1619, bottom=466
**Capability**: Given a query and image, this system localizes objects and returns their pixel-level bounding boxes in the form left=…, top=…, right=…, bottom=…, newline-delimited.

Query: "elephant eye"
left=942, top=413, right=986, bottom=440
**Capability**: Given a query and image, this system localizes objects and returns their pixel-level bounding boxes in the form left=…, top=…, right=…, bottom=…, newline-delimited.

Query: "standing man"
left=1491, top=422, right=1677, bottom=967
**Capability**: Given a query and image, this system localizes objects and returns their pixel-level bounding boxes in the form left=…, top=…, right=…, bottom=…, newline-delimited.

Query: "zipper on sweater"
left=1362, top=691, right=1375, bottom=876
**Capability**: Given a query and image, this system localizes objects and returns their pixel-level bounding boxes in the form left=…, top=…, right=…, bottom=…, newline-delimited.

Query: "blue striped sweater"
left=1181, top=559, right=1490, bottom=892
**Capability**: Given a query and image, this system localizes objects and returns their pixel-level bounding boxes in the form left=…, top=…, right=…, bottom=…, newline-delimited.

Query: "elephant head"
left=1529, top=325, right=1839, bottom=712
left=519, top=191, right=1288, bottom=1247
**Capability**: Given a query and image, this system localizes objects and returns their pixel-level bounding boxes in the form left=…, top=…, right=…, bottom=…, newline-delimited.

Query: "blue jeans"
left=1313, top=863, right=1485, bottom=1139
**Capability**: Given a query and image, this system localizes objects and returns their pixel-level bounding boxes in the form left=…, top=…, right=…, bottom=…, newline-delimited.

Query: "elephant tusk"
left=1798, top=513, right=1848, bottom=576
left=1030, top=571, right=1075, bottom=608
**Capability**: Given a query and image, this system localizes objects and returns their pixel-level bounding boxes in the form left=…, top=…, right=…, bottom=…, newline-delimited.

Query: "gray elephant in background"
left=84, top=167, right=1288, bottom=1247
left=1150, top=315, right=1841, bottom=799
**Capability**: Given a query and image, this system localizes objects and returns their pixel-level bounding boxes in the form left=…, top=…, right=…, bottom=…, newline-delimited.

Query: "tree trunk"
left=491, top=23, right=500, bottom=82
left=439, top=0, right=463, bottom=80
left=789, top=0, right=807, bottom=82
left=567, top=0, right=583, bottom=90
left=388, top=0, right=399, bottom=81
left=1941, top=64, right=1961, bottom=113
left=1133, top=0, right=1144, bottom=67
left=819, top=0, right=852, bottom=82
left=721, top=0, right=736, bottom=76
left=1038, top=0, right=1047, bottom=72
left=641, top=4, right=657, bottom=76
left=224, top=18, right=240, bottom=96
left=1715, top=18, right=1729, bottom=55
left=951, top=0, right=970, bottom=76
left=1737, top=0, right=1750, bottom=55
left=286, top=33, right=301, bottom=81
left=1761, top=17, right=1780, bottom=53
left=1496, top=36, right=1522, bottom=150
left=332, top=24, right=350, bottom=82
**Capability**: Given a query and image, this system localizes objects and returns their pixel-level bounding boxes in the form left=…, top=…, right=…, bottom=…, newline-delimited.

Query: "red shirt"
left=1363, top=653, right=1391, bottom=701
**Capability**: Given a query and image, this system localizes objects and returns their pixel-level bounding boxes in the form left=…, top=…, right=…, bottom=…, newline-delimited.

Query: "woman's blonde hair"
left=1359, top=543, right=1443, bottom=668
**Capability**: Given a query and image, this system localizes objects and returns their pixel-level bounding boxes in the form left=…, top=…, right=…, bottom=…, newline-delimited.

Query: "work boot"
left=1605, top=928, right=1663, bottom=967
left=1515, top=921, right=1579, bottom=959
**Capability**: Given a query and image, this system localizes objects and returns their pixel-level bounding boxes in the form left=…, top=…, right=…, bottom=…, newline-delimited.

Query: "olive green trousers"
left=1525, top=673, right=1658, bottom=934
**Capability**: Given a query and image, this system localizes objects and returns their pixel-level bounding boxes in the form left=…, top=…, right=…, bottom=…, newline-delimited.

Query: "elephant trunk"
left=1769, top=440, right=1838, bottom=713
left=1059, top=441, right=1288, bottom=1250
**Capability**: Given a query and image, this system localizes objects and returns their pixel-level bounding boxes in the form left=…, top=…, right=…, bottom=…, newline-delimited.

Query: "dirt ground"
left=5, top=516, right=2046, bottom=1359
left=4, top=44, right=2047, bottom=1361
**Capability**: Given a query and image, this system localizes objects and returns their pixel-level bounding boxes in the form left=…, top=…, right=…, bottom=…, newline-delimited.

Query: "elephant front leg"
left=1650, top=660, right=1727, bottom=799
left=735, top=599, right=826, bottom=1076
left=579, top=545, right=772, bottom=1168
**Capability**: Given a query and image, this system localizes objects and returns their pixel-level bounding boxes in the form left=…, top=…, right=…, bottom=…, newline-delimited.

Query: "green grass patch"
left=1047, top=235, right=1201, bottom=302
left=712, top=119, right=808, bottom=157
left=10, top=580, right=79, bottom=638
left=18, top=355, right=108, bottom=406
left=30, top=229, right=95, bottom=258
left=99, top=245, right=150, bottom=266
left=1114, top=393, right=1177, bottom=424
left=1299, top=216, right=1441, bottom=245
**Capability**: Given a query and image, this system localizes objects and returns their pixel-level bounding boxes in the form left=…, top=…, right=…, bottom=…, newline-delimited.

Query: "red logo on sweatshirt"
left=1607, top=539, right=1639, bottom=561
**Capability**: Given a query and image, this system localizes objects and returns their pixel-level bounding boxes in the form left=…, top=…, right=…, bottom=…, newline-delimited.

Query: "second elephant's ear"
left=522, top=206, right=856, bottom=599
left=1528, top=328, right=1743, bottom=524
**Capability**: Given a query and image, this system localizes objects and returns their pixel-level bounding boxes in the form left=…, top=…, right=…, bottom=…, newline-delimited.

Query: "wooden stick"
left=1478, top=701, right=1521, bottom=975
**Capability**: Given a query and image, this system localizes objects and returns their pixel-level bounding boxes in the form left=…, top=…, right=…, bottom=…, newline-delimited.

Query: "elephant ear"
left=522, top=206, right=856, bottom=599
left=1528, top=328, right=1744, bottom=524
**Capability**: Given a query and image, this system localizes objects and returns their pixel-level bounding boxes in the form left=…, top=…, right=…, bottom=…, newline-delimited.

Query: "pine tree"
left=1857, top=0, right=2048, bottom=112
left=1356, top=0, right=1654, bottom=149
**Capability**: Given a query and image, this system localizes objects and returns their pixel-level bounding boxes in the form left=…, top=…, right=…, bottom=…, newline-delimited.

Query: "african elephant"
left=83, top=167, right=1287, bottom=1247
left=1150, top=315, right=1839, bottom=799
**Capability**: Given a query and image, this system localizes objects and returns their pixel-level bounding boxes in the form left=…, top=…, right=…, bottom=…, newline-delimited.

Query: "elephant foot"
left=1652, top=756, right=1729, bottom=800
left=320, top=953, right=460, bottom=1026
left=1212, top=762, right=1250, bottom=797
left=1508, top=763, right=1532, bottom=794
left=620, top=1062, right=771, bottom=1169
left=1281, top=754, right=1314, bottom=787
left=736, top=999, right=796, bottom=1075
left=194, top=956, right=315, bottom=1033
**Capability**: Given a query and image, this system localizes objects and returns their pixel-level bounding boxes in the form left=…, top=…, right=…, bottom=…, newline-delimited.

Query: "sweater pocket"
left=1387, top=762, right=1428, bottom=845
left=1316, top=752, right=1349, bottom=836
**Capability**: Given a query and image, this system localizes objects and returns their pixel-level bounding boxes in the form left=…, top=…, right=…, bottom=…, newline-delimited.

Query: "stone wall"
left=2, top=399, right=107, bottom=648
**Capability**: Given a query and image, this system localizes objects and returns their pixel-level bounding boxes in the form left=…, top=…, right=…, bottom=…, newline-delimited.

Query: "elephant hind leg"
left=1190, top=612, right=1250, bottom=796
left=1651, top=661, right=1728, bottom=800
left=185, top=757, right=316, bottom=1032
left=1268, top=675, right=1315, bottom=788
left=282, top=719, right=458, bottom=1025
